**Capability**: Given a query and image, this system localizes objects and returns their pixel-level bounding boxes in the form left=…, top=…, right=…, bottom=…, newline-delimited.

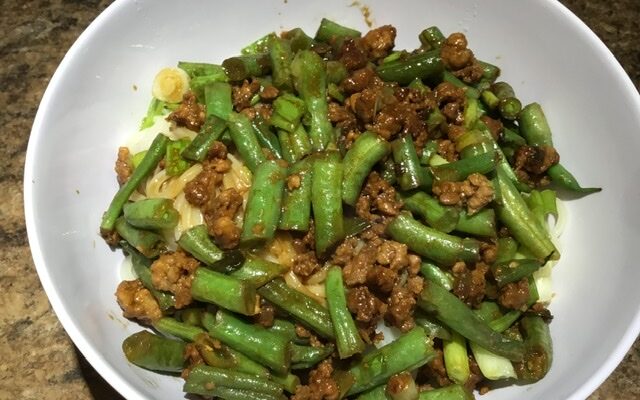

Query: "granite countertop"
left=1, top=0, right=638, bottom=399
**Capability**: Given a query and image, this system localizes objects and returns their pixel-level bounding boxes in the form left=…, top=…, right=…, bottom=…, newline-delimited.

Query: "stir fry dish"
left=100, top=18, right=600, bottom=400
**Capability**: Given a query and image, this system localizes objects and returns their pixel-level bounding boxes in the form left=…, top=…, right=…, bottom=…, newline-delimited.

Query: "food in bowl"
left=99, top=19, right=600, bottom=399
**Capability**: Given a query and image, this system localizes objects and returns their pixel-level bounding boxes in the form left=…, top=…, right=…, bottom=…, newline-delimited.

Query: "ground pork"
left=440, top=33, right=483, bottom=84
left=203, top=188, right=243, bottom=249
left=452, top=261, right=489, bottom=307
left=292, top=360, right=339, bottom=400
left=115, top=279, right=162, bottom=323
left=421, top=348, right=451, bottom=388
left=355, top=172, right=403, bottom=222
left=432, top=173, right=494, bottom=215
left=184, top=148, right=230, bottom=207
left=437, top=139, right=459, bottom=162
left=166, top=91, right=205, bottom=131
left=256, top=300, right=275, bottom=328
left=339, top=38, right=369, bottom=71
left=259, top=84, right=279, bottom=101
left=498, top=278, right=530, bottom=310
left=362, top=25, right=397, bottom=59
left=480, top=115, right=503, bottom=141
left=115, top=147, right=133, bottom=185
left=150, top=251, right=200, bottom=309
left=340, top=67, right=377, bottom=94
left=385, top=279, right=424, bottom=332
left=295, top=324, right=323, bottom=348
left=513, top=145, right=560, bottom=175
left=233, top=79, right=261, bottom=111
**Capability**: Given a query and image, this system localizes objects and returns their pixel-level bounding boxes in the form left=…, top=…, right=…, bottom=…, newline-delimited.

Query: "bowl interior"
left=25, top=0, right=640, bottom=399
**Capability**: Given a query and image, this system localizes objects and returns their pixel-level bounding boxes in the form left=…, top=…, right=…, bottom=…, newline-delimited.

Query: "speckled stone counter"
left=1, top=1, right=637, bottom=399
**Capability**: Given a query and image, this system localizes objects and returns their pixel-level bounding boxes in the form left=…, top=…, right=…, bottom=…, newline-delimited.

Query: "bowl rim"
left=23, top=0, right=640, bottom=399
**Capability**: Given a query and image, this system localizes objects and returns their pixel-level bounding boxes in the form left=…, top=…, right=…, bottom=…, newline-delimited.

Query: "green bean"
left=123, top=198, right=178, bottom=231
left=315, top=18, right=361, bottom=43
left=182, top=116, right=227, bottom=162
left=426, top=108, right=447, bottom=135
left=241, top=160, right=287, bottom=246
left=258, top=278, right=335, bottom=339
left=278, top=130, right=295, bottom=163
left=271, top=93, right=306, bottom=132
left=326, top=266, right=365, bottom=358
left=282, top=27, right=314, bottom=52
left=514, top=316, right=553, bottom=382
left=346, top=327, right=435, bottom=395
left=139, top=98, right=166, bottom=130
left=121, top=241, right=174, bottom=310
left=491, top=82, right=516, bottom=100
left=202, top=310, right=291, bottom=374
left=227, top=111, right=268, bottom=172
left=493, top=168, right=557, bottom=260
left=477, top=60, right=501, bottom=83
left=241, top=32, right=277, bottom=55
left=178, top=62, right=226, bottom=78
left=311, top=151, right=344, bottom=258
left=291, top=50, right=333, bottom=150
left=480, top=89, right=500, bottom=110
left=184, top=365, right=283, bottom=397
left=386, top=213, right=480, bottom=266
left=115, top=217, right=164, bottom=258
left=420, top=262, right=454, bottom=291
left=178, top=308, right=204, bottom=327
left=419, top=384, right=474, bottom=400
left=495, top=237, right=518, bottom=263
left=222, top=52, right=272, bottom=81
left=326, top=60, right=349, bottom=84
left=499, top=97, right=522, bottom=120
left=230, top=256, right=288, bottom=287
left=177, top=224, right=224, bottom=266
left=443, top=70, right=480, bottom=99
left=402, top=192, right=459, bottom=234
left=122, top=330, right=185, bottom=373
left=418, top=26, right=445, bottom=49
left=342, top=131, right=391, bottom=206
left=289, top=124, right=313, bottom=161
left=204, top=81, right=233, bottom=121
left=380, top=157, right=397, bottom=185
left=392, top=135, right=432, bottom=191
left=453, top=210, right=495, bottom=239
left=418, top=281, right=525, bottom=361
left=547, top=163, right=602, bottom=194
left=269, top=38, right=294, bottom=91
left=356, top=384, right=390, bottom=400
left=191, top=268, right=257, bottom=315
left=267, top=319, right=299, bottom=343
left=153, top=317, right=205, bottom=342
left=271, top=373, right=301, bottom=394
left=279, top=159, right=313, bottom=231
left=291, top=343, right=334, bottom=369
left=501, top=126, right=527, bottom=147
left=328, top=82, right=345, bottom=103
left=492, top=259, right=542, bottom=287
left=252, top=115, right=283, bottom=159
left=414, top=313, right=452, bottom=340
left=376, top=49, right=444, bottom=85
left=430, top=151, right=497, bottom=182
left=443, top=331, right=470, bottom=385
left=101, top=134, right=168, bottom=232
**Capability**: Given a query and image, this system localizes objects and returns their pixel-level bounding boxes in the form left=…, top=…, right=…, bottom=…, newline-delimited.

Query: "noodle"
left=145, top=163, right=203, bottom=200
left=284, top=271, right=326, bottom=306
left=173, top=192, right=204, bottom=241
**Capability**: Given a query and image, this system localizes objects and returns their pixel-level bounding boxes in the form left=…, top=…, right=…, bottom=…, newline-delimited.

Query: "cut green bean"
left=315, top=18, right=361, bottom=43
left=291, top=343, right=334, bottom=369
left=418, top=26, right=445, bottom=49
left=326, top=60, right=349, bottom=84
left=202, top=310, right=291, bottom=374
left=514, top=316, right=553, bottom=382
left=311, top=151, right=344, bottom=258
left=115, top=217, right=164, bottom=258
left=191, top=268, right=257, bottom=315
left=283, top=27, right=314, bottom=52
left=376, top=49, right=444, bottom=85
left=430, top=151, right=497, bottom=182
left=386, top=213, right=480, bottom=266
left=289, top=124, right=313, bottom=160
left=455, top=209, right=496, bottom=238
left=326, top=266, right=365, bottom=358
left=153, top=317, right=205, bottom=342
left=393, top=135, right=432, bottom=191
left=271, top=93, right=306, bottom=132
left=139, top=98, right=166, bottom=130
left=492, top=259, right=542, bottom=287
left=181, top=116, right=227, bottom=162
left=279, top=159, right=313, bottom=231
left=342, top=131, right=391, bottom=205
left=121, top=241, right=174, bottom=310
left=251, top=115, right=282, bottom=159
left=420, top=262, right=454, bottom=291
left=231, top=256, right=288, bottom=287
left=177, top=224, right=224, bottom=266
left=547, top=163, right=602, bottom=194
left=122, top=330, right=185, bottom=373
left=241, top=32, right=277, bottom=55
left=123, top=198, right=178, bottom=230
left=258, top=278, right=335, bottom=339
left=443, top=70, right=480, bottom=99
left=419, top=384, right=474, bottom=400
left=346, top=327, right=435, bottom=395
left=204, top=81, right=233, bottom=121
left=415, top=313, right=452, bottom=340
left=402, top=192, right=459, bottom=234
left=269, top=37, right=294, bottom=91
left=101, top=134, right=169, bottom=232
left=418, top=281, right=525, bottom=361
left=222, top=53, right=272, bottom=81
left=185, top=365, right=283, bottom=397
left=241, top=160, right=287, bottom=246
left=178, top=62, right=226, bottom=78
left=227, top=112, right=268, bottom=172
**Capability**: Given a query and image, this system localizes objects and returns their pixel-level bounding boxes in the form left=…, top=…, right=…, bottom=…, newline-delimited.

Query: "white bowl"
left=25, top=0, right=640, bottom=399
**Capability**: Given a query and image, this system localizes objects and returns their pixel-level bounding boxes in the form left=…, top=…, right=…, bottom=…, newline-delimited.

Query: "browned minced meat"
left=115, top=147, right=133, bottom=185
left=150, top=251, right=200, bottom=309
left=355, top=172, right=403, bottom=222
left=101, top=228, right=120, bottom=247
left=420, top=348, right=451, bottom=388
left=256, top=300, right=275, bottom=328
left=203, top=188, right=243, bottom=249
left=338, top=37, right=369, bottom=71
left=287, top=173, right=302, bottom=190
left=465, top=355, right=486, bottom=393
left=440, top=33, right=483, bottom=84
left=184, top=145, right=231, bottom=207
left=292, top=359, right=339, bottom=400
left=437, top=139, right=459, bottom=162
left=514, top=145, right=560, bottom=175
left=166, top=91, right=205, bottom=131
left=259, top=84, right=279, bottom=101
left=292, top=251, right=321, bottom=278
left=480, top=242, right=498, bottom=265
left=480, top=115, right=503, bottom=141
left=295, top=324, right=323, bottom=348
left=362, top=25, right=397, bottom=59
left=385, top=277, right=424, bottom=332
left=452, top=261, right=489, bottom=307
left=387, top=372, right=414, bottom=398
left=432, top=173, right=494, bottom=215
left=182, top=342, right=204, bottom=379
left=340, top=67, right=376, bottom=94
left=328, top=102, right=358, bottom=140
left=434, top=82, right=466, bottom=126
left=527, top=302, right=554, bottom=322
left=232, top=79, right=261, bottom=111
left=115, top=279, right=162, bottom=323
left=498, top=278, right=530, bottom=310
left=347, top=286, right=387, bottom=324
